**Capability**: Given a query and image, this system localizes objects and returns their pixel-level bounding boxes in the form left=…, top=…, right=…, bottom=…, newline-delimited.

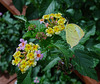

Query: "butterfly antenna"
left=66, top=17, right=69, bottom=25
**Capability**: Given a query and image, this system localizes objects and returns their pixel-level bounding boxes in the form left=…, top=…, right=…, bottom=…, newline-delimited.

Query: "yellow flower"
left=20, top=60, right=27, bottom=68
left=27, top=52, right=35, bottom=60
left=19, top=65, right=29, bottom=74
left=59, top=17, right=66, bottom=23
left=12, top=57, right=21, bottom=65
left=27, top=60, right=36, bottom=67
left=43, top=15, right=50, bottom=19
left=50, top=13, right=55, bottom=17
left=18, top=60, right=30, bottom=73
left=19, top=68, right=25, bottom=73
left=46, top=27, right=54, bottom=37
left=53, top=26, right=61, bottom=34
left=55, top=13, right=62, bottom=18
left=33, top=44, right=40, bottom=51
left=13, top=51, right=21, bottom=58
left=59, top=25, right=65, bottom=31
left=25, top=44, right=32, bottom=52
left=57, top=19, right=65, bottom=25
left=32, top=61, right=37, bottom=67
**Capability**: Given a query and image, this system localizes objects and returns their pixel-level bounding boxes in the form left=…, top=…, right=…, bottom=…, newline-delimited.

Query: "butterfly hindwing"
left=66, top=23, right=84, bottom=48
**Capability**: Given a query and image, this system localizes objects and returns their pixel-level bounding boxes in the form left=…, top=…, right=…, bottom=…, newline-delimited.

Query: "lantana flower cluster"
left=12, top=38, right=43, bottom=73
left=40, top=13, right=66, bottom=37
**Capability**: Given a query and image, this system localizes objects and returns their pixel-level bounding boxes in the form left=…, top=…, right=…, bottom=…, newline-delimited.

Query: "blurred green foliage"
left=0, top=12, right=25, bottom=73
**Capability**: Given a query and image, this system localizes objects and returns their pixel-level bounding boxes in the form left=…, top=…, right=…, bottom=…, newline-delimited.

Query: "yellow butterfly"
left=65, top=23, right=84, bottom=48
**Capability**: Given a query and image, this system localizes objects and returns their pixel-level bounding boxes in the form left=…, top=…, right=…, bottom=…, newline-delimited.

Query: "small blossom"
left=55, top=13, right=62, bottom=18
left=0, top=12, right=2, bottom=16
left=50, top=13, right=55, bottom=17
left=53, top=26, right=61, bottom=34
left=43, top=15, right=50, bottom=19
left=45, top=23, right=49, bottom=27
left=34, top=77, right=39, bottom=84
left=35, top=50, right=43, bottom=61
left=39, top=19, right=44, bottom=24
left=59, top=61, right=64, bottom=65
left=19, top=38, right=27, bottom=50
left=46, top=27, right=54, bottom=37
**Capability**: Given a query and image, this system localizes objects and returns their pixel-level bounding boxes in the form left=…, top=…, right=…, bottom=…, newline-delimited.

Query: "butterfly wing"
left=66, top=23, right=84, bottom=48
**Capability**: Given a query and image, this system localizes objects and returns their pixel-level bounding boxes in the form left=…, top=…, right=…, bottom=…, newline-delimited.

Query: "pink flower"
left=50, top=16, right=53, bottom=19
left=45, top=23, right=49, bottom=27
left=35, top=50, right=43, bottom=61
left=34, top=77, right=39, bottom=83
left=18, top=38, right=27, bottom=50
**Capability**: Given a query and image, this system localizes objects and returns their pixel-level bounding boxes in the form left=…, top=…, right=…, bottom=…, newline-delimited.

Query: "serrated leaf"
left=53, top=40, right=73, bottom=59
left=43, top=57, right=61, bottom=71
left=40, top=0, right=56, bottom=15
left=44, top=0, right=58, bottom=14
left=80, top=25, right=96, bottom=44
left=14, top=15, right=27, bottom=22
left=73, top=50, right=98, bottom=81
left=91, top=44, right=100, bottom=57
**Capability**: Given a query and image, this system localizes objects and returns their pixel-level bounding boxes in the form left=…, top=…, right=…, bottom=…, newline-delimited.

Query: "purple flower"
left=39, top=19, right=44, bottom=24
left=35, top=50, right=43, bottom=61
left=0, top=12, right=2, bottom=16
left=18, top=38, right=27, bottom=50
left=34, top=77, right=39, bottom=83
left=59, top=61, right=64, bottom=65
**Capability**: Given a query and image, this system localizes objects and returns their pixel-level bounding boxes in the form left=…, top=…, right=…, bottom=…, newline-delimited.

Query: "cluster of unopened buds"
left=12, top=38, right=43, bottom=73
left=28, top=24, right=36, bottom=31
left=36, top=32, right=47, bottom=40
left=40, top=13, right=66, bottom=37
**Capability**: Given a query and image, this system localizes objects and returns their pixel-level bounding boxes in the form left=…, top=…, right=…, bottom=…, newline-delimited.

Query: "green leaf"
left=2, top=12, right=14, bottom=24
left=44, top=0, right=58, bottom=14
left=80, top=25, right=96, bottom=44
left=40, top=0, right=57, bottom=15
left=23, top=31, right=36, bottom=38
left=14, top=15, right=27, bottom=22
left=53, top=40, right=73, bottom=59
left=17, top=67, right=32, bottom=84
left=12, top=0, right=26, bottom=13
left=26, top=3, right=39, bottom=20
left=94, top=44, right=100, bottom=50
left=87, top=43, right=100, bottom=60
left=43, top=57, right=61, bottom=71
left=91, top=44, right=100, bottom=57
left=0, top=44, right=5, bottom=54
left=73, top=50, right=98, bottom=81
left=59, top=31, right=66, bottom=41
left=32, top=65, right=41, bottom=76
